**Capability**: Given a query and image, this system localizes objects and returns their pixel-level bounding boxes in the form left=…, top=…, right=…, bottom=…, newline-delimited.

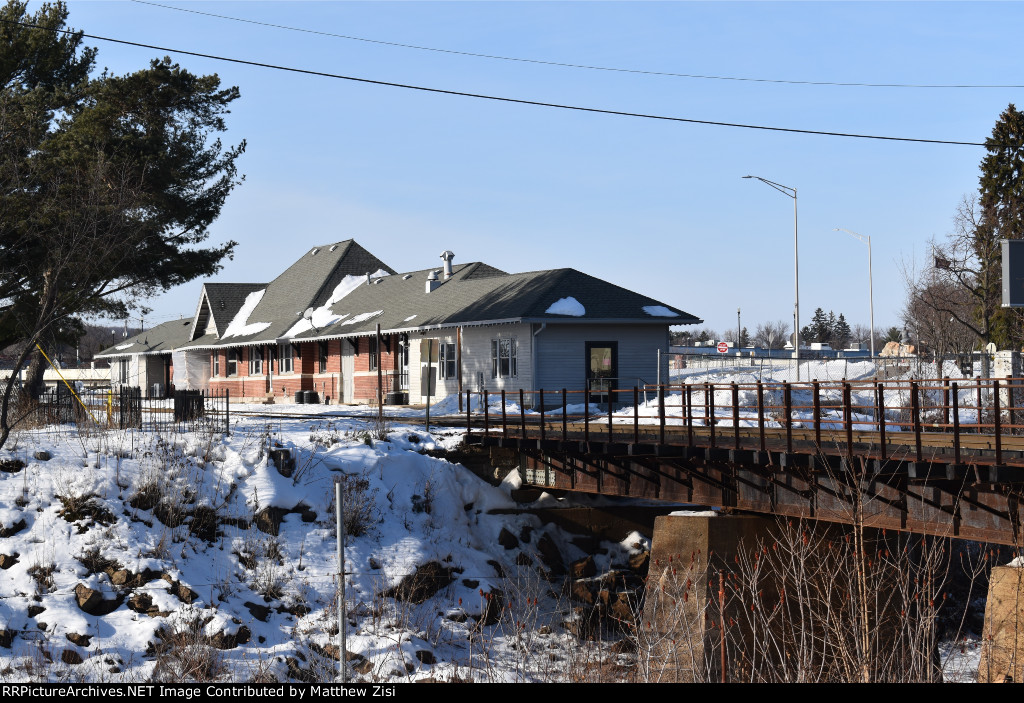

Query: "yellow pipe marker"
left=34, top=343, right=100, bottom=425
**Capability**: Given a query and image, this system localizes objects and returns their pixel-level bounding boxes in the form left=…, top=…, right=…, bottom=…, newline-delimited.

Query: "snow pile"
left=545, top=297, right=586, bottom=316
left=223, top=289, right=271, bottom=338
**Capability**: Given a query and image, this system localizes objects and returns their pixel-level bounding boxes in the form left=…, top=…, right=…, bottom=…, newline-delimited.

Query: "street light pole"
left=737, top=307, right=741, bottom=350
left=833, top=228, right=875, bottom=360
left=744, top=176, right=800, bottom=381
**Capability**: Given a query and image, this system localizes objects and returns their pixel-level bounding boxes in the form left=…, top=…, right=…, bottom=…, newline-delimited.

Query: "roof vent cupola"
left=426, top=269, right=441, bottom=294
left=440, top=250, right=455, bottom=280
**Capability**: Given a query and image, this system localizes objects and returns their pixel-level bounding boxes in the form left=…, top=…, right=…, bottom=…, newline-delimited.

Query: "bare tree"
left=902, top=195, right=998, bottom=374
left=754, top=320, right=790, bottom=351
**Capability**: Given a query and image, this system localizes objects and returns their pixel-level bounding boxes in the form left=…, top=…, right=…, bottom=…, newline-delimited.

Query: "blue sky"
left=51, top=1, right=1024, bottom=339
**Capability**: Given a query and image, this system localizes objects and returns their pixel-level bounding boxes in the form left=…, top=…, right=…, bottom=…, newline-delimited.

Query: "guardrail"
left=462, top=377, right=1024, bottom=465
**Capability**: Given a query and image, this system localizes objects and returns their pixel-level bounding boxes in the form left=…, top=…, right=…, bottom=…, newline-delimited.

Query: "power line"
left=130, top=0, right=1024, bottom=91
left=0, top=18, right=987, bottom=147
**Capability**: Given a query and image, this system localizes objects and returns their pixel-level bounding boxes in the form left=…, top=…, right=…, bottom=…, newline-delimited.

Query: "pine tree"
left=834, top=314, right=852, bottom=349
left=979, top=104, right=1024, bottom=347
left=0, top=1, right=244, bottom=449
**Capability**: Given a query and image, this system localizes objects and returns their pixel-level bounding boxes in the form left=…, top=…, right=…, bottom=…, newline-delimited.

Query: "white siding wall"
left=409, top=323, right=534, bottom=404
left=534, top=324, right=669, bottom=393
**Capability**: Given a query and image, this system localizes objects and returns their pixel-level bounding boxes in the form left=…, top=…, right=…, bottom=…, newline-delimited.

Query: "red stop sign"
left=717, top=342, right=729, bottom=353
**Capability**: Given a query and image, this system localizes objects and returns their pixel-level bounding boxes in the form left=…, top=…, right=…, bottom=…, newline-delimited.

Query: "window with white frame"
left=212, top=352, right=220, bottom=377
left=118, top=359, right=129, bottom=384
left=278, top=342, right=294, bottom=374
left=368, top=337, right=378, bottom=371
left=439, top=342, right=456, bottom=379
left=248, top=347, right=263, bottom=375
left=491, top=338, right=517, bottom=378
left=318, top=341, right=328, bottom=373
left=227, top=349, right=240, bottom=376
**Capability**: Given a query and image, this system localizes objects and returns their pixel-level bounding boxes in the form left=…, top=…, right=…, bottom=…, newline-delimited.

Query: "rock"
left=368, top=557, right=382, bottom=570
left=269, top=448, right=295, bottom=478
left=27, top=605, right=44, bottom=618
left=33, top=451, right=51, bottom=462
left=476, top=589, right=505, bottom=627
left=352, top=658, right=374, bottom=675
left=0, top=519, right=27, bottom=538
left=444, top=609, right=468, bottom=623
left=75, top=584, right=103, bottom=614
left=563, top=606, right=601, bottom=640
left=0, top=459, right=25, bottom=473
left=300, top=507, right=316, bottom=523
left=609, top=593, right=635, bottom=626
left=538, top=625, right=552, bottom=635
left=0, top=553, right=19, bottom=569
left=498, top=527, right=519, bottom=550
left=462, top=579, right=479, bottom=589
left=380, top=562, right=457, bottom=604
left=161, top=574, right=198, bottom=604
left=515, top=552, right=533, bottom=567
left=74, top=584, right=122, bottom=616
left=253, top=507, right=289, bottom=536
left=0, top=630, right=12, bottom=648
left=535, top=534, right=564, bottom=575
left=486, top=560, right=505, bottom=578
left=628, top=551, right=650, bottom=573
left=209, top=626, right=251, bottom=650
left=519, top=525, right=533, bottom=543
left=570, top=556, right=597, bottom=579
left=570, top=581, right=595, bottom=605
left=414, top=650, right=436, bottom=665
left=66, top=633, right=92, bottom=647
left=244, top=601, right=271, bottom=621
left=61, top=649, right=83, bottom=665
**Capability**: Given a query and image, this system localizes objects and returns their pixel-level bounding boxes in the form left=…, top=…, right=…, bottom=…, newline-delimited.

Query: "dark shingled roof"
left=96, top=318, right=194, bottom=358
left=286, top=264, right=701, bottom=341
left=193, top=283, right=266, bottom=339
left=102, top=240, right=701, bottom=354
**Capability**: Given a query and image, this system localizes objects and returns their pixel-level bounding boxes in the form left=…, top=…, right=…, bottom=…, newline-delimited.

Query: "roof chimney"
left=440, top=250, right=454, bottom=280
left=425, top=270, right=440, bottom=294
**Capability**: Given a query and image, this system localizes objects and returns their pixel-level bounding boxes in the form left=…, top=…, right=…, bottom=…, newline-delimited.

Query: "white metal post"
left=336, top=479, right=347, bottom=682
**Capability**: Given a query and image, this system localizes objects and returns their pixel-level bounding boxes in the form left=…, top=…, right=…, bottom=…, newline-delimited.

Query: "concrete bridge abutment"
left=640, top=513, right=941, bottom=682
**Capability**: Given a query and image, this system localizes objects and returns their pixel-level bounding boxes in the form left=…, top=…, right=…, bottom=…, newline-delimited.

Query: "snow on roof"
left=341, top=310, right=384, bottom=326
left=283, top=271, right=390, bottom=338
left=223, top=289, right=272, bottom=338
left=642, top=305, right=678, bottom=317
left=545, top=296, right=586, bottom=316
left=115, top=342, right=135, bottom=350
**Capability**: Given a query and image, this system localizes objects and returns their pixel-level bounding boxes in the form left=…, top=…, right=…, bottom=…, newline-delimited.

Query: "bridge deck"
left=459, top=380, right=1024, bottom=545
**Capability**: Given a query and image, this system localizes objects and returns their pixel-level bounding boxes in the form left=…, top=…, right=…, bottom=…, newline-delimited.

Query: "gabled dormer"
left=189, top=283, right=267, bottom=341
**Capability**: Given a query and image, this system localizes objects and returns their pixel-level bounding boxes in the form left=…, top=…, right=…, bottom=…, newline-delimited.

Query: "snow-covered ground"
left=0, top=409, right=661, bottom=683
left=0, top=358, right=995, bottom=683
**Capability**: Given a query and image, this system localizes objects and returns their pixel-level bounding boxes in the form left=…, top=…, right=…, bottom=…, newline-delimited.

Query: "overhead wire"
left=130, top=0, right=1024, bottom=90
left=0, top=17, right=990, bottom=147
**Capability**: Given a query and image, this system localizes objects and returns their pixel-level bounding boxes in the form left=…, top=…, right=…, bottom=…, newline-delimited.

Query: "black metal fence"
left=23, top=386, right=230, bottom=434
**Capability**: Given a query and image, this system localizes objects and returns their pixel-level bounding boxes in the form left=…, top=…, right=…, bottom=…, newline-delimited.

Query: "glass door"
left=586, top=342, right=617, bottom=409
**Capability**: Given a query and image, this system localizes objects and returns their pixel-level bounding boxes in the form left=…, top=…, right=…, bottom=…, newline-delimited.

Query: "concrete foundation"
left=641, top=514, right=932, bottom=682
left=640, top=514, right=776, bottom=682
left=979, top=566, right=1024, bottom=683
